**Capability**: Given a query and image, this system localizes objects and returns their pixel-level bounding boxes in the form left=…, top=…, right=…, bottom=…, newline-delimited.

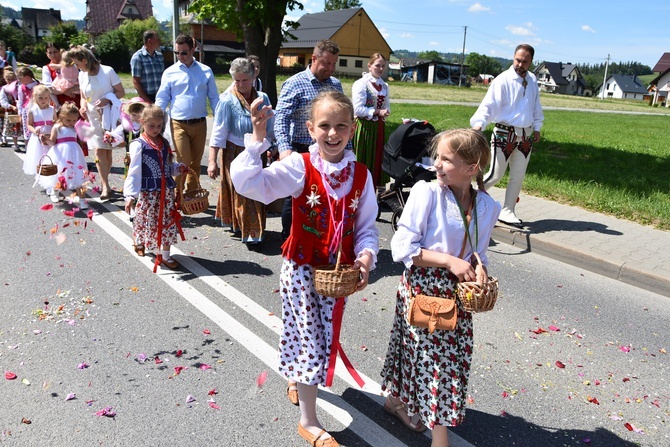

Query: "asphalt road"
left=0, top=146, right=668, bottom=447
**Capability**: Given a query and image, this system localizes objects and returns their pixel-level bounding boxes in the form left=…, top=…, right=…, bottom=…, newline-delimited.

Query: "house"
left=278, top=7, right=392, bottom=77
left=400, top=60, right=468, bottom=85
left=596, top=74, right=648, bottom=100
left=648, top=68, right=670, bottom=106
left=475, top=74, right=494, bottom=85
left=21, top=8, right=62, bottom=41
left=652, top=52, right=670, bottom=73
left=176, top=11, right=245, bottom=68
left=84, top=0, right=153, bottom=36
left=535, top=61, right=585, bottom=95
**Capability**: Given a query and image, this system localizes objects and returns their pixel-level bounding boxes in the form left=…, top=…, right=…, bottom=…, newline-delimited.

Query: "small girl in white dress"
left=23, top=85, right=54, bottom=176
left=41, top=102, right=89, bottom=208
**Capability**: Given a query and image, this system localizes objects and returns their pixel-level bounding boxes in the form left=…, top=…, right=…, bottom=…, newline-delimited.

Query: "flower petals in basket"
left=314, top=244, right=360, bottom=297
left=36, top=154, right=58, bottom=176
left=456, top=252, right=499, bottom=313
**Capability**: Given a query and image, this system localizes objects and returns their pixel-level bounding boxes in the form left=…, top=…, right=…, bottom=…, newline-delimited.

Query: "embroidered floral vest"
left=137, top=137, right=177, bottom=191
left=281, top=153, right=368, bottom=266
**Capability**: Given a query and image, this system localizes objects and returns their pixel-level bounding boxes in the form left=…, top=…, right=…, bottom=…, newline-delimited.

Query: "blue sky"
left=5, top=0, right=669, bottom=68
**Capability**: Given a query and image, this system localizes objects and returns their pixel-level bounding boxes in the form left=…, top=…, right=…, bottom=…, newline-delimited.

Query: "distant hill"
left=2, top=5, right=20, bottom=19
left=392, top=48, right=511, bottom=68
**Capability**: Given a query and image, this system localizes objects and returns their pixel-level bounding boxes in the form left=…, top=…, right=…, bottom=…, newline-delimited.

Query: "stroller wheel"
left=391, top=209, right=403, bottom=232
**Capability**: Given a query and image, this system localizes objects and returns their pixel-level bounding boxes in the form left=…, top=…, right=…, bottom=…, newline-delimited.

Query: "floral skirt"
left=381, top=265, right=474, bottom=429
left=277, top=259, right=343, bottom=386
left=133, top=189, right=180, bottom=251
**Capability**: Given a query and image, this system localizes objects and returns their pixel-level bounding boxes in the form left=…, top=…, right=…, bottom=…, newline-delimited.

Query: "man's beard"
left=514, top=66, right=527, bottom=77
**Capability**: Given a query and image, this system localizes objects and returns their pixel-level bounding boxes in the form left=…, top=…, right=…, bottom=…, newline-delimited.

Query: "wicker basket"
left=457, top=252, right=499, bottom=313
left=178, top=175, right=209, bottom=215
left=36, top=154, right=58, bottom=176
left=314, top=245, right=360, bottom=297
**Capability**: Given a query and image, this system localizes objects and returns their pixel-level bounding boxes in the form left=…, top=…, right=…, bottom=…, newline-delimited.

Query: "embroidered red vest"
left=281, top=153, right=368, bottom=266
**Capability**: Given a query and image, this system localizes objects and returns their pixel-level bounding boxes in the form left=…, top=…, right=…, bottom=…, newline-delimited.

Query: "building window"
left=355, top=60, right=363, bottom=68
left=339, top=59, right=348, bottom=67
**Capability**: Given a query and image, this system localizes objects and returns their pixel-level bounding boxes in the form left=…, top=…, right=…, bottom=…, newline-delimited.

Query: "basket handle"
left=334, top=241, right=343, bottom=271
left=38, top=154, right=53, bottom=165
left=471, top=251, right=488, bottom=285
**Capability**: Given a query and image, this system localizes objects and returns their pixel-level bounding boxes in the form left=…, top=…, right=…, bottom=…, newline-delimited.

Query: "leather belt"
left=173, top=117, right=205, bottom=124
left=494, top=123, right=514, bottom=132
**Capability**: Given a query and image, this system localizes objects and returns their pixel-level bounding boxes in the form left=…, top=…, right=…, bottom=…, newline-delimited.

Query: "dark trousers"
left=281, top=142, right=311, bottom=239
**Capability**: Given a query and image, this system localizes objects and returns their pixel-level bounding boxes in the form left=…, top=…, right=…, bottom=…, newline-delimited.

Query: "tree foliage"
left=465, top=52, right=503, bottom=77
left=119, top=17, right=169, bottom=53
left=95, top=29, right=130, bottom=72
left=417, top=50, right=443, bottom=62
left=44, top=23, right=87, bottom=50
left=324, top=0, right=361, bottom=10
left=188, top=0, right=304, bottom=104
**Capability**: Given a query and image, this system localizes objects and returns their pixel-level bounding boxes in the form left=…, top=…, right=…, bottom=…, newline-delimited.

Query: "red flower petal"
left=154, top=356, right=163, bottom=364
left=203, top=329, right=211, bottom=335
left=40, top=204, right=54, bottom=211
left=587, top=396, right=600, bottom=405
left=623, top=422, right=634, bottom=431
left=208, top=389, right=217, bottom=396
left=175, top=349, right=183, bottom=357
left=63, top=210, right=75, bottom=217
left=555, top=361, right=566, bottom=369
left=87, top=209, right=94, bottom=220
left=5, top=371, right=17, bottom=380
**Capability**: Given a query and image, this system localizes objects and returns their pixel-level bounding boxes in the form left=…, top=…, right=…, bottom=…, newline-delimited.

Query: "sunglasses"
left=174, top=51, right=189, bottom=56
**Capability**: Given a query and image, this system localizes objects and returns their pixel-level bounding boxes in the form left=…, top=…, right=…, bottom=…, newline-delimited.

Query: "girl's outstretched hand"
left=353, top=252, right=373, bottom=292
left=249, top=97, right=273, bottom=143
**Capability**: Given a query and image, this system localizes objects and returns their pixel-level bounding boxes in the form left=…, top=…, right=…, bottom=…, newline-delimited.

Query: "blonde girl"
left=381, top=129, right=501, bottom=447
left=230, top=90, right=379, bottom=447
left=23, top=85, right=55, bottom=176
left=0, top=67, right=21, bottom=150
left=41, top=103, right=89, bottom=206
left=123, top=105, right=188, bottom=272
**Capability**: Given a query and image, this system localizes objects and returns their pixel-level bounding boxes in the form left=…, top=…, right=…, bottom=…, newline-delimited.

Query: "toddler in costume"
left=0, top=68, right=21, bottom=151
left=50, top=51, right=80, bottom=95
left=17, top=67, right=39, bottom=146
left=23, top=85, right=54, bottom=176
left=105, top=98, right=145, bottom=178
left=123, top=104, right=188, bottom=272
left=380, top=129, right=501, bottom=447
left=41, top=102, right=89, bottom=208
left=230, top=91, right=379, bottom=447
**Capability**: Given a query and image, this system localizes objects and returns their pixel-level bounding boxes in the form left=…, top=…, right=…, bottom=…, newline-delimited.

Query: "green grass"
left=117, top=73, right=670, bottom=229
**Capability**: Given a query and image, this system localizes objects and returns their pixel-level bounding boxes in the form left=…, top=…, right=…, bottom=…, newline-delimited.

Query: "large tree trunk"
left=239, top=0, right=291, bottom=106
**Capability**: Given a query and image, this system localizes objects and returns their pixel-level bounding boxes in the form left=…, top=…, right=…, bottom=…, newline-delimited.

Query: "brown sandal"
left=160, top=257, right=179, bottom=270
left=133, top=244, right=145, bottom=257
left=383, top=397, right=427, bottom=433
left=297, top=423, right=339, bottom=447
left=286, top=383, right=299, bottom=406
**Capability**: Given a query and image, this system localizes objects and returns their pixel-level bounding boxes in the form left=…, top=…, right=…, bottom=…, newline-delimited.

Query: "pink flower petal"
left=185, top=395, right=196, bottom=403
left=548, top=325, right=560, bottom=331
left=65, top=393, right=76, bottom=401
left=78, top=362, right=89, bottom=369
left=208, top=400, right=220, bottom=410
left=256, top=370, right=268, bottom=388
left=5, top=372, right=17, bottom=380
left=199, top=363, right=212, bottom=371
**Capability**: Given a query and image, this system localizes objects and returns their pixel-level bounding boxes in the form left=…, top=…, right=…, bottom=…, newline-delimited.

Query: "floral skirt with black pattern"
left=381, top=265, right=474, bottom=429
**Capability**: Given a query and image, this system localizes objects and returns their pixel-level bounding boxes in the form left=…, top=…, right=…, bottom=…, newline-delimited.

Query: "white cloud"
left=400, top=33, right=415, bottom=39
left=379, top=28, right=391, bottom=39
left=581, top=25, right=596, bottom=33
left=429, top=41, right=440, bottom=46
left=505, top=22, right=536, bottom=36
left=468, top=3, right=491, bottom=13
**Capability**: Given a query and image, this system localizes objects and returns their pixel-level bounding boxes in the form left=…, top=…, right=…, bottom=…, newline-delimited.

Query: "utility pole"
left=459, top=26, right=467, bottom=87
left=600, top=54, right=610, bottom=100
left=172, top=0, right=179, bottom=48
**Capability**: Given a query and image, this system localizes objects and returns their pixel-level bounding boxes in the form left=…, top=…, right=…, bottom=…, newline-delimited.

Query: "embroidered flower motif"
left=349, top=190, right=361, bottom=212
left=306, top=185, right=321, bottom=208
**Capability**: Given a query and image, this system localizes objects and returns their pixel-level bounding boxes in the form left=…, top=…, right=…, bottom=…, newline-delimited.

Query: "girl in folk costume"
left=351, top=53, right=391, bottom=187
left=41, top=103, right=89, bottom=207
left=23, top=85, right=54, bottom=176
left=230, top=91, right=379, bottom=447
left=17, top=67, right=40, bottom=145
left=380, top=129, right=501, bottom=447
left=0, top=68, right=21, bottom=151
left=123, top=105, right=188, bottom=272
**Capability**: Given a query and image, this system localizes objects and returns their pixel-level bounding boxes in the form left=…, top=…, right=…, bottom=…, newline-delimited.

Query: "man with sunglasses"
left=156, top=35, right=219, bottom=196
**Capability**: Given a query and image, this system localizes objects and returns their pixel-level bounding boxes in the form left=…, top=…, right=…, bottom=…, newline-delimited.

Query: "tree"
left=417, top=50, right=443, bottom=62
left=464, top=52, right=502, bottom=77
left=324, top=0, right=361, bottom=10
left=119, top=17, right=170, bottom=53
left=188, top=0, right=304, bottom=105
left=95, top=29, right=130, bottom=73
left=45, top=22, right=87, bottom=50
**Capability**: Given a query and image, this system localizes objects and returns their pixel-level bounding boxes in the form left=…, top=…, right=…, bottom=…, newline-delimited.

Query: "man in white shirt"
left=156, top=35, right=219, bottom=195
left=470, top=44, right=544, bottom=228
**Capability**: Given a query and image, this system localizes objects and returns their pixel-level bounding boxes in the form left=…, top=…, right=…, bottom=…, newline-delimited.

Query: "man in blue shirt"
left=274, top=39, right=343, bottom=238
left=156, top=35, right=219, bottom=195
left=130, top=30, right=165, bottom=103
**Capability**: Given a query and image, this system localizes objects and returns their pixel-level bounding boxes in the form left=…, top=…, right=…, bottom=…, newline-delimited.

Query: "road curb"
left=491, top=226, right=670, bottom=298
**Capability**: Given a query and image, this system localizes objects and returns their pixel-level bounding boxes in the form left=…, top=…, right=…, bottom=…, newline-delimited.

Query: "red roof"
left=652, top=52, right=670, bottom=73
left=86, top=0, right=153, bottom=35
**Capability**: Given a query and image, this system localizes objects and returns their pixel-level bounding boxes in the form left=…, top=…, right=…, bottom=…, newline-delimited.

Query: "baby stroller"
left=377, top=120, right=436, bottom=230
